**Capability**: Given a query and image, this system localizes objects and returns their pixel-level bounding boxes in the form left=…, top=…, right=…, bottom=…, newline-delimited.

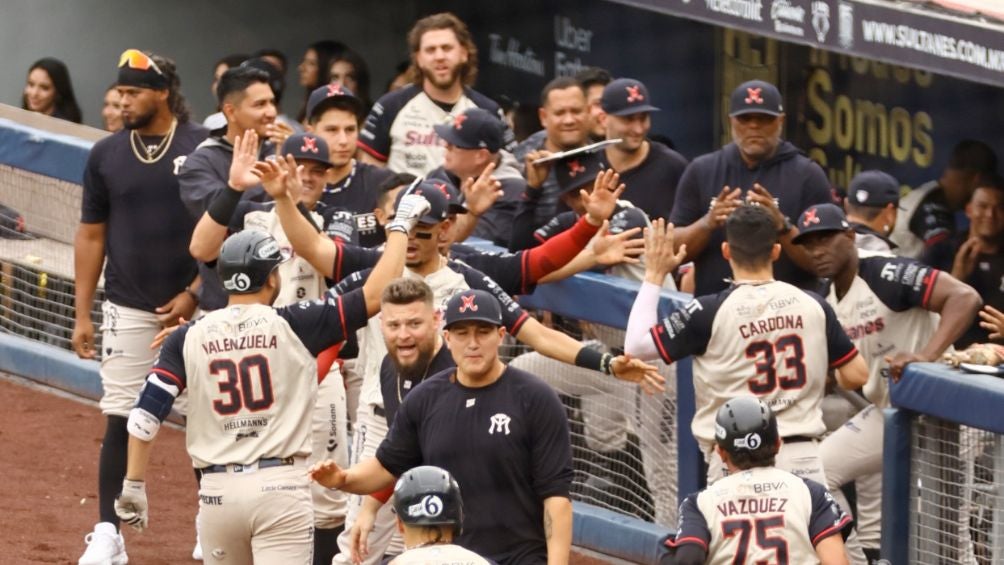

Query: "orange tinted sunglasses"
left=118, top=49, right=163, bottom=76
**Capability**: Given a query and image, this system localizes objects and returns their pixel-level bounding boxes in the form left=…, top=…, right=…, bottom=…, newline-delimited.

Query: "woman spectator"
left=101, top=84, right=123, bottom=132
left=22, top=57, right=82, bottom=123
left=328, top=48, right=372, bottom=110
left=296, top=39, right=346, bottom=122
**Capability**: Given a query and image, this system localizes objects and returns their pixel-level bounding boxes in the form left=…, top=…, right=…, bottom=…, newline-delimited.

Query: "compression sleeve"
left=625, top=282, right=662, bottom=360
left=524, top=216, right=600, bottom=283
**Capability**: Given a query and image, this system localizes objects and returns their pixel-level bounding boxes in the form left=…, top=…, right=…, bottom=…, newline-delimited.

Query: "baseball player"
left=112, top=191, right=430, bottom=564
left=388, top=466, right=490, bottom=565
left=310, top=289, right=574, bottom=564
left=664, top=396, right=853, bottom=565
left=73, top=49, right=207, bottom=565
left=188, top=132, right=356, bottom=564
left=625, top=205, right=869, bottom=485
left=794, top=203, right=980, bottom=563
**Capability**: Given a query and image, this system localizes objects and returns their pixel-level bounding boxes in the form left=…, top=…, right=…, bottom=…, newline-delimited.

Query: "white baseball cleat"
left=78, top=522, right=128, bottom=565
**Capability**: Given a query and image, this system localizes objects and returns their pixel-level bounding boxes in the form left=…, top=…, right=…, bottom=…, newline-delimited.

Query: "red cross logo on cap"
left=745, top=87, right=764, bottom=105
left=453, top=114, right=468, bottom=129
left=567, top=160, right=586, bottom=177
left=802, top=207, right=821, bottom=227
left=326, top=84, right=344, bottom=96
left=433, top=182, right=451, bottom=200
left=626, top=85, right=644, bottom=103
left=301, top=137, right=319, bottom=154
left=459, top=294, right=478, bottom=313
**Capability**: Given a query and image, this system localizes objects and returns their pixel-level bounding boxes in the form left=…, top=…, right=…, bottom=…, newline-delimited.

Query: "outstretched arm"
left=190, top=130, right=260, bottom=261
left=309, top=456, right=397, bottom=494
left=359, top=193, right=431, bottom=315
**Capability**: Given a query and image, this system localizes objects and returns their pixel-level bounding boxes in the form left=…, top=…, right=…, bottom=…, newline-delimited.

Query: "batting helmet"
left=217, top=230, right=286, bottom=294
left=715, top=396, right=779, bottom=457
left=393, top=466, right=464, bottom=535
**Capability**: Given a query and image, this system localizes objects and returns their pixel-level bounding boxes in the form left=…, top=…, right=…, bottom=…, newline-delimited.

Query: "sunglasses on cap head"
left=118, top=49, right=164, bottom=76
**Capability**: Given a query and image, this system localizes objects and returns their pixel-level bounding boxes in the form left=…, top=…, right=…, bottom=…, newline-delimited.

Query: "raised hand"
left=462, top=162, right=502, bottom=216
left=228, top=129, right=261, bottom=191
left=704, top=185, right=742, bottom=229
left=308, top=459, right=349, bottom=489
left=592, top=222, right=645, bottom=266
left=582, top=169, right=625, bottom=225
left=387, top=194, right=432, bottom=235
left=644, top=218, right=688, bottom=284
left=745, top=183, right=785, bottom=231
left=525, top=150, right=555, bottom=189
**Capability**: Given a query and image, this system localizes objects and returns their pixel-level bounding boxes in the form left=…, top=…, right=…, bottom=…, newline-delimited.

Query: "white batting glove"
left=387, top=194, right=432, bottom=235
left=115, top=479, right=149, bottom=532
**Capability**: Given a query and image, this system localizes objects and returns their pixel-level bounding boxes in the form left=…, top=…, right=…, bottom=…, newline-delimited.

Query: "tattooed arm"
left=543, top=496, right=573, bottom=565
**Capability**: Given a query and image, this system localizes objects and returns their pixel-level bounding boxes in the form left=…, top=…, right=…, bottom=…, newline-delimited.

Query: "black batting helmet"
left=217, top=230, right=287, bottom=294
left=393, top=466, right=463, bottom=535
left=715, top=396, right=779, bottom=457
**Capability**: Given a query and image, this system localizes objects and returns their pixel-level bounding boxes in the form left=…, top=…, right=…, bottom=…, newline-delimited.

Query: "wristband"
left=575, top=347, right=614, bottom=375
left=207, top=186, right=242, bottom=225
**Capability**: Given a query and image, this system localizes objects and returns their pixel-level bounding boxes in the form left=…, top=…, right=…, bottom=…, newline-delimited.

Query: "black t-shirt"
left=376, top=366, right=573, bottom=565
left=670, top=142, right=832, bottom=296
left=320, top=161, right=394, bottom=248
left=601, top=141, right=688, bottom=221
left=959, top=251, right=1004, bottom=347
left=379, top=343, right=455, bottom=426
left=80, top=121, right=208, bottom=312
left=908, top=187, right=957, bottom=271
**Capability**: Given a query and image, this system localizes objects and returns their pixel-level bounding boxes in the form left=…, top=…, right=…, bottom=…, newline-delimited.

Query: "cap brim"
left=444, top=317, right=503, bottom=329
left=559, top=174, right=598, bottom=195
left=447, top=203, right=468, bottom=215
left=791, top=226, right=844, bottom=245
left=432, top=124, right=476, bottom=149
left=608, top=105, right=660, bottom=117
left=728, top=108, right=783, bottom=117
left=308, top=96, right=364, bottom=122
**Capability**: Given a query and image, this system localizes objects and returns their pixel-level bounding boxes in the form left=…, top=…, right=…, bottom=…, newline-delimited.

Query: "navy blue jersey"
left=670, top=142, right=832, bottom=296
left=379, top=343, right=455, bottom=426
left=376, top=366, right=573, bottom=564
left=80, top=121, right=207, bottom=312
left=601, top=141, right=688, bottom=221
left=320, top=161, right=394, bottom=248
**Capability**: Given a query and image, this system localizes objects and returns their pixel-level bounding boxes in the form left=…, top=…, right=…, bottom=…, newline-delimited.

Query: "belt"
left=373, top=405, right=385, bottom=418
left=783, top=435, right=817, bottom=443
left=200, top=457, right=295, bottom=474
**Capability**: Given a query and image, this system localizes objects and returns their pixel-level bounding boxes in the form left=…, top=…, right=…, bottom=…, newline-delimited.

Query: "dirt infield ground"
left=0, top=375, right=614, bottom=564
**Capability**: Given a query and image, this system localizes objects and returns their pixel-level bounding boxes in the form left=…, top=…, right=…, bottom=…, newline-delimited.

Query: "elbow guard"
left=127, top=376, right=178, bottom=441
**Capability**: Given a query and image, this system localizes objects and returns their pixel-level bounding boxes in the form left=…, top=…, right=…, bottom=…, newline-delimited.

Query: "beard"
left=391, top=340, right=437, bottom=381
left=421, top=63, right=462, bottom=90
left=123, top=107, right=157, bottom=130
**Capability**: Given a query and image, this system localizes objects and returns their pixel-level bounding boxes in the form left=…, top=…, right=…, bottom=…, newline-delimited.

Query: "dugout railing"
left=0, top=106, right=690, bottom=564
left=884, top=362, right=1004, bottom=564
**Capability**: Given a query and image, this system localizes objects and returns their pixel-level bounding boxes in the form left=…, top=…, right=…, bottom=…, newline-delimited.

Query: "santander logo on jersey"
left=404, top=130, right=445, bottom=147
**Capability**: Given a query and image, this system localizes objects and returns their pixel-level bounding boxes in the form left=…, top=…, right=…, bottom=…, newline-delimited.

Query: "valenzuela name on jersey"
left=201, top=335, right=279, bottom=355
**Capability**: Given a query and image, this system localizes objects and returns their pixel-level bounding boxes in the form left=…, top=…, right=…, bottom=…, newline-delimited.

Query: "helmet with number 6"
left=715, top=396, right=779, bottom=457
left=393, top=465, right=464, bottom=534
left=217, top=230, right=288, bottom=295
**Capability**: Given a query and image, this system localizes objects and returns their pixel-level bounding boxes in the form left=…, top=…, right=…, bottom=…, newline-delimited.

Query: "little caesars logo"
left=770, top=0, right=806, bottom=36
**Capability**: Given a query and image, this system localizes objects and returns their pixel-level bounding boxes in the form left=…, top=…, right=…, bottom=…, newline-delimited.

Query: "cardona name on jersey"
left=738, top=314, right=804, bottom=339
left=201, top=334, right=278, bottom=354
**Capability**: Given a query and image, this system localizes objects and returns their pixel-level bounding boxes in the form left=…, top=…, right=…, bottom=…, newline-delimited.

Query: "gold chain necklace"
left=130, top=118, right=178, bottom=164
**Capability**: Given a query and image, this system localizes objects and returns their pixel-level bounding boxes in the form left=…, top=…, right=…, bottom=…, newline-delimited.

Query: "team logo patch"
left=453, top=114, right=468, bottom=129
left=301, top=136, right=319, bottom=154
left=734, top=432, right=762, bottom=450
left=224, top=273, right=252, bottom=292
left=626, top=85, right=644, bottom=103
left=715, top=423, right=727, bottom=440
left=745, top=87, right=764, bottom=105
left=567, top=159, right=586, bottom=177
left=407, top=494, right=444, bottom=518
left=257, top=240, right=279, bottom=259
left=802, top=207, right=820, bottom=226
left=326, top=84, right=345, bottom=96
left=489, top=413, right=511, bottom=435
left=459, top=295, right=478, bottom=313
left=855, top=190, right=869, bottom=203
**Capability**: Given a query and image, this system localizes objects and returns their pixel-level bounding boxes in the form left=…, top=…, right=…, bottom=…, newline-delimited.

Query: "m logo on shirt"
left=489, top=413, right=511, bottom=435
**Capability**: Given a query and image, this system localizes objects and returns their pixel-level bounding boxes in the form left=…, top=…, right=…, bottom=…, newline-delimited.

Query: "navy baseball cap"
left=426, top=176, right=469, bottom=215
left=729, top=80, right=784, bottom=117
left=555, top=151, right=605, bottom=195
left=608, top=207, right=648, bottom=239
left=600, top=78, right=660, bottom=117
left=306, top=83, right=365, bottom=122
left=848, top=170, right=902, bottom=208
left=281, top=133, right=332, bottom=167
left=792, top=203, right=852, bottom=244
left=433, top=109, right=505, bottom=153
left=443, top=289, right=503, bottom=329
left=393, top=179, right=454, bottom=225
